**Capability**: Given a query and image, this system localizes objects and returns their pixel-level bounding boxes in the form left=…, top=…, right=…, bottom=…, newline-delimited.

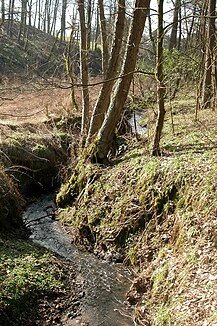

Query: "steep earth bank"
left=57, top=107, right=217, bottom=325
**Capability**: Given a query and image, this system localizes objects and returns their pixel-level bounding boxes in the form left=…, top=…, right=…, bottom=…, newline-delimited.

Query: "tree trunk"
left=1, top=0, right=5, bottom=24
left=94, top=0, right=150, bottom=161
left=18, top=0, right=27, bottom=42
left=78, top=0, right=90, bottom=135
left=87, top=0, right=92, bottom=50
left=86, top=0, right=125, bottom=144
left=152, top=0, right=165, bottom=156
left=51, top=0, right=59, bottom=35
left=8, top=0, right=15, bottom=37
left=94, top=7, right=100, bottom=50
left=98, top=0, right=109, bottom=74
left=169, top=0, right=180, bottom=50
left=201, top=0, right=216, bottom=109
left=61, top=0, right=67, bottom=41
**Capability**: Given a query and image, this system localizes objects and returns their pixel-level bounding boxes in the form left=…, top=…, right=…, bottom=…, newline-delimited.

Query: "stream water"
left=23, top=194, right=134, bottom=326
left=128, top=111, right=146, bottom=136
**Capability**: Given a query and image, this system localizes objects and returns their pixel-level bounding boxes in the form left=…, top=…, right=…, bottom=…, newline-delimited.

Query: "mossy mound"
left=0, top=167, right=24, bottom=230
left=0, top=237, right=78, bottom=325
left=0, top=125, right=69, bottom=195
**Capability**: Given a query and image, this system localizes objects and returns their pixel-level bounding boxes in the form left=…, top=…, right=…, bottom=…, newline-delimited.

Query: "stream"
left=23, top=194, right=134, bottom=326
left=128, top=111, right=146, bottom=136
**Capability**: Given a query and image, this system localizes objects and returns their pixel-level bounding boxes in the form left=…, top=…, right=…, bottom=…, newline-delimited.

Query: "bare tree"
left=86, top=0, right=126, bottom=143
left=152, top=0, right=165, bottom=156
left=1, top=0, right=5, bottom=24
left=98, top=0, right=109, bottom=74
left=201, top=0, right=216, bottom=108
left=169, top=0, right=181, bottom=50
left=92, top=0, right=151, bottom=161
left=61, top=0, right=67, bottom=41
left=78, top=0, right=90, bottom=135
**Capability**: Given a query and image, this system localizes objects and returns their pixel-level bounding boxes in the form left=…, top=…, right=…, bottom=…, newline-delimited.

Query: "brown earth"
left=0, top=77, right=102, bottom=126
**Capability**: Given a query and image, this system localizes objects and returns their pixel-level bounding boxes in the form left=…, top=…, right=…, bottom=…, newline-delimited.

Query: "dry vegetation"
left=57, top=91, right=217, bottom=326
left=0, top=75, right=216, bottom=325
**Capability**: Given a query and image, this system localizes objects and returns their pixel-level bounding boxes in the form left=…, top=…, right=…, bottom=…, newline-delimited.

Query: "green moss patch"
left=0, top=237, right=77, bottom=325
left=0, top=124, right=69, bottom=195
left=0, top=167, right=24, bottom=230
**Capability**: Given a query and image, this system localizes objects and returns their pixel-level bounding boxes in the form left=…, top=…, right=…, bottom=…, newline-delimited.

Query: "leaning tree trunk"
left=78, top=0, right=90, bottom=135
left=93, top=0, right=150, bottom=162
left=86, top=0, right=125, bottom=144
left=152, top=0, right=166, bottom=156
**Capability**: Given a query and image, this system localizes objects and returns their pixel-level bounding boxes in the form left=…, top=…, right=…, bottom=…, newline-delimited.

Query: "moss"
left=56, top=161, right=100, bottom=207
left=0, top=167, right=24, bottom=230
left=0, top=237, right=75, bottom=325
left=0, top=127, right=68, bottom=195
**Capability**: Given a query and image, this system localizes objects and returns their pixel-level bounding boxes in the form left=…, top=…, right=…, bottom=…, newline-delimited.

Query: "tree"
left=169, top=0, right=181, bottom=50
left=201, top=0, right=216, bottom=109
left=78, top=0, right=90, bottom=135
left=60, top=0, right=67, bottom=41
left=86, top=0, right=126, bottom=144
left=1, top=0, right=5, bottom=24
left=152, top=0, right=165, bottom=156
left=92, top=0, right=151, bottom=162
left=98, top=0, right=109, bottom=74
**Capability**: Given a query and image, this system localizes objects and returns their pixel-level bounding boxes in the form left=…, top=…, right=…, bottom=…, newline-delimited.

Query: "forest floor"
left=0, top=79, right=217, bottom=325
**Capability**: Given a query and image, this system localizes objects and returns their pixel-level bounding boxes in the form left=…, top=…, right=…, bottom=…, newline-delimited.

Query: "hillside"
left=0, top=83, right=216, bottom=325
left=57, top=92, right=217, bottom=325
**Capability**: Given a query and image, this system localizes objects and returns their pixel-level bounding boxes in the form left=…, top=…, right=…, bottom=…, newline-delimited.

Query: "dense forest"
left=0, top=0, right=216, bottom=325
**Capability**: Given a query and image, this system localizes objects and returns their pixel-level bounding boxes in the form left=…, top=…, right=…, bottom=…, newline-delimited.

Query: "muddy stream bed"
left=23, top=194, right=134, bottom=326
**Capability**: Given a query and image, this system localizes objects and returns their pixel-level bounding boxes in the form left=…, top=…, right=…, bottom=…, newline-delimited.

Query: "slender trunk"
left=94, top=7, right=100, bottom=50
left=1, top=0, right=5, bottom=23
left=98, top=0, right=109, bottom=74
left=8, top=0, right=15, bottom=37
left=18, top=0, right=27, bottom=42
left=87, top=0, right=92, bottom=50
left=169, top=0, right=180, bottom=50
left=201, top=0, right=216, bottom=108
left=86, top=0, right=125, bottom=144
left=61, top=0, right=67, bottom=41
left=94, top=0, right=150, bottom=161
left=66, top=25, right=79, bottom=112
left=152, top=0, right=166, bottom=156
left=148, top=8, right=156, bottom=55
left=51, top=0, right=59, bottom=35
left=78, top=0, right=90, bottom=135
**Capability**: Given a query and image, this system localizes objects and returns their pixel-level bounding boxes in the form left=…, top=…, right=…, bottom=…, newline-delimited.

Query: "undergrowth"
left=58, top=101, right=217, bottom=325
left=0, top=237, right=74, bottom=325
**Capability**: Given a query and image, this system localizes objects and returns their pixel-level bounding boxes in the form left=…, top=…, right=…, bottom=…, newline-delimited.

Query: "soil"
left=0, top=77, right=101, bottom=125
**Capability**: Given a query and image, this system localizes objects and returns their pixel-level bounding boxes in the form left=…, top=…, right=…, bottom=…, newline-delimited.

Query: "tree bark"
left=152, top=0, right=166, bottom=156
left=201, top=0, right=216, bottom=109
left=78, top=0, right=90, bottom=135
left=98, top=0, right=109, bottom=74
left=1, top=0, right=5, bottom=24
left=169, top=0, right=180, bottom=50
left=60, top=0, right=67, bottom=41
left=86, top=0, right=125, bottom=144
left=94, top=0, right=150, bottom=161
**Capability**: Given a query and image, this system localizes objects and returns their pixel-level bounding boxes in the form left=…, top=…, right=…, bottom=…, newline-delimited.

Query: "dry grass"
left=57, top=89, right=217, bottom=325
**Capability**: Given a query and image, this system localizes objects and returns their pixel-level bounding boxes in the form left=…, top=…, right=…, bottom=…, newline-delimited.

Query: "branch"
left=39, top=70, right=155, bottom=89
